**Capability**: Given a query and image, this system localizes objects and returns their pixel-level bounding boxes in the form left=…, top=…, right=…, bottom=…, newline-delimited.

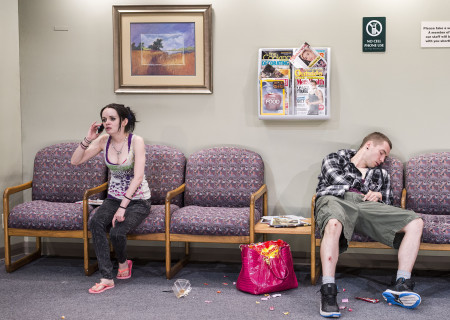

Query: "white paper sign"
left=421, top=21, right=450, bottom=47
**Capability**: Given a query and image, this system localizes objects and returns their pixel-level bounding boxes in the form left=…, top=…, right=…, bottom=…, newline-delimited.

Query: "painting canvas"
left=130, top=23, right=196, bottom=76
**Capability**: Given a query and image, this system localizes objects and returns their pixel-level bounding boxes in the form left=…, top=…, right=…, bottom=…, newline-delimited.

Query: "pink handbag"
left=236, top=240, right=298, bottom=295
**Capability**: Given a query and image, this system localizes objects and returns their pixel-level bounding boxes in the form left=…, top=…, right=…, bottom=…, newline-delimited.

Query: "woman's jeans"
left=88, top=198, right=151, bottom=280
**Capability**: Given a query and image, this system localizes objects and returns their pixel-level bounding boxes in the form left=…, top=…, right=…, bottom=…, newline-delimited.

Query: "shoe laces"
left=323, top=293, right=338, bottom=306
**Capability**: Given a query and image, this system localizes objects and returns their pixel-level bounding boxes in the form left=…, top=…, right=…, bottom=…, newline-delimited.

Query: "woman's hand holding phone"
left=86, top=122, right=104, bottom=142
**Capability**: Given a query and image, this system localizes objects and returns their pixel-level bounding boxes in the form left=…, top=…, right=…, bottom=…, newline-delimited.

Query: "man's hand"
left=363, top=190, right=382, bottom=202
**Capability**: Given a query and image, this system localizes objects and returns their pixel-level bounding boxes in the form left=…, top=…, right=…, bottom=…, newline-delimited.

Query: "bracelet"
left=80, top=142, right=88, bottom=150
left=84, top=137, right=92, bottom=144
left=124, top=195, right=132, bottom=201
left=119, top=205, right=127, bottom=210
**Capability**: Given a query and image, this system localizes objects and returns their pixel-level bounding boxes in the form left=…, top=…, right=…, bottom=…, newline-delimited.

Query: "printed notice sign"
left=421, top=21, right=450, bottom=47
left=363, top=17, right=386, bottom=52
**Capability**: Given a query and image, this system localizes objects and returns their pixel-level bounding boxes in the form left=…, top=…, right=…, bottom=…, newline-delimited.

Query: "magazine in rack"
left=259, top=49, right=293, bottom=115
left=260, top=79, right=287, bottom=116
left=258, top=43, right=330, bottom=120
left=290, top=42, right=327, bottom=70
left=294, top=68, right=327, bottom=116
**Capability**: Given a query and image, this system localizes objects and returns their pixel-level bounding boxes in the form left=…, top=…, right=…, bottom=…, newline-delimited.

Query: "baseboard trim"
left=1, top=242, right=449, bottom=271
left=0, top=242, right=26, bottom=260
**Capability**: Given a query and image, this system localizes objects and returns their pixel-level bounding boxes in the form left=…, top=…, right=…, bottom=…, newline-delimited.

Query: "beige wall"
left=0, top=0, right=23, bottom=249
left=13, top=0, right=450, bottom=253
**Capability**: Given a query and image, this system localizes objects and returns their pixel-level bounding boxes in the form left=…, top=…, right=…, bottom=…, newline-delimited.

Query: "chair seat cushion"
left=8, top=200, right=92, bottom=230
left=131, top=204, right=180, bottom=234
left=169, top=206, right=262, bottom=236
left=88, top=204, right=180, bottom=234
left=420, top=213, right=450, bottom=244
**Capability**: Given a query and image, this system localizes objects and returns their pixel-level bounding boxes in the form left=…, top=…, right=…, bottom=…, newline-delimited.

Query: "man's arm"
left=380, top=169, right=394, bottom=205
left=320, top=153, right=358, bottom=187
left=364, top=168, right=393, bottom=204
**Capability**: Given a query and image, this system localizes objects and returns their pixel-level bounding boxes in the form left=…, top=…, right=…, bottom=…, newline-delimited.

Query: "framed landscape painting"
left=113, top=5, right=212, bottom=94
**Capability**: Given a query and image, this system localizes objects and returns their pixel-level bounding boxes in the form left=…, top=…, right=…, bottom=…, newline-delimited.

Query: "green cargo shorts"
left=315, top=192, right=421, bottom=254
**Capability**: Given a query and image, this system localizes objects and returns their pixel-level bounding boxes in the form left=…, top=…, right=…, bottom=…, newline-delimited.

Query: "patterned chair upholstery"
left=127, top=145, right=186, bottom=236
left=3, top=143, right=108, bottom=274
left=165, top=147, right=267, bottom=279
left=405, top=152, right=450, bottom=245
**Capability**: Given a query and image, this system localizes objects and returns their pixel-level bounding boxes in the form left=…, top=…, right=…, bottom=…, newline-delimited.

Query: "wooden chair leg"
left=5, top=236, right=42, bottom=273
left=311, top=240, right=316, bottom=285
left=4, top=231, right=12, bottom=272
left=311, top=239, right=321, bottom=285
left=83, top=236, right=98, bottom=276
left=165, top=237, right=172, bottom=279
left=166, top=240, right=190, bottom=280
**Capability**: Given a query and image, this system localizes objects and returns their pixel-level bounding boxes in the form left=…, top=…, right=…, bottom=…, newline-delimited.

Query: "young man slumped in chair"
left=314, top=132, right=423, bottom=318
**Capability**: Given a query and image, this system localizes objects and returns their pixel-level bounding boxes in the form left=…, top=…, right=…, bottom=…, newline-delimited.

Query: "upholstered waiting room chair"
left=310, top=156, right=405, bottom=284
left=127, top=144, right=186, bottom=238
left=3, top=143, right=108, bottom=275
left=165, top=147, right=267, bottom=279
left=405, top=152, right=450, bottom=250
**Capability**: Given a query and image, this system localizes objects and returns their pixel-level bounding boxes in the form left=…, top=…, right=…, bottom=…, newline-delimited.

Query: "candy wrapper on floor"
left=236, top=240, right=298, bottom=295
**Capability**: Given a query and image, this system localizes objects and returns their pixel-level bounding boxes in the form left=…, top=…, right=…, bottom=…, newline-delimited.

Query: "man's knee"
left=324, top=218, right=343, bottom=236
left=406, top=218, right=424, bottom=233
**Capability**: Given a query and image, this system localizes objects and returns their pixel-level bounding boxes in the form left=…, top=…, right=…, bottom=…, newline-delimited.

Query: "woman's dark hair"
left=100, top=103, right=137, bottom=133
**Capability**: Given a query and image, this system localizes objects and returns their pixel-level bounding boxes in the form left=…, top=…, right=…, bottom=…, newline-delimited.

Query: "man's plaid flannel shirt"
left=316, top=149, right=393, bottom=205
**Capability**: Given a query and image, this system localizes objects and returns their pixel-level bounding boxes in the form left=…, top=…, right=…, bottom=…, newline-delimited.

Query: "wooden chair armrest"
left=311, top=194, right=317, bottom=237
left=3, top=181, right=33, bottom=221
left=83, top=182, right=108, bottom=201
left=165, top=183, right=186, bottom=205
left=401, top=188, right=406, bottom=209
left=250, top=184, right=268, bottom=218
left=3, top=181, right=33, bottom=198
left=165, top=183, right=186, bottom=233
left=82, top=182, right=108, bottom=225
left=250, top=184, right=267, bottom=204
left=249, top=184, right=268, bottom=242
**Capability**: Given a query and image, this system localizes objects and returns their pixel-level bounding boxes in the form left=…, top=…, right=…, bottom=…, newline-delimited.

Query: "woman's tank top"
left=105, top=133, right=151, bottom=200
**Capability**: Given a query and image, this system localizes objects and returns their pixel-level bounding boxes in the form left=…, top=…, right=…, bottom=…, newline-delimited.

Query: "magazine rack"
left=258, top=46, right=331, bottom=120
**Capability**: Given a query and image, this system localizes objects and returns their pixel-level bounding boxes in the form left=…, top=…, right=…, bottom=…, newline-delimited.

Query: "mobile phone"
left=97, top=124, right=104, bottom=134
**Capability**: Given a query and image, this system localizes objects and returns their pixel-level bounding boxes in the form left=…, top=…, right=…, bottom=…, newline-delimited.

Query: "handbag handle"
left=267, top=247, right=289, bottom=280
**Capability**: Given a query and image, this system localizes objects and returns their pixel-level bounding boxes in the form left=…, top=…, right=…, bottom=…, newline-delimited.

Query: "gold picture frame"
left=113, top=5, right=212, bottom=94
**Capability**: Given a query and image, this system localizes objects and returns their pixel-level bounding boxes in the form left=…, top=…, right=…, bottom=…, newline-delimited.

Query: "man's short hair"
left=359, top=132, right=393, bottom=150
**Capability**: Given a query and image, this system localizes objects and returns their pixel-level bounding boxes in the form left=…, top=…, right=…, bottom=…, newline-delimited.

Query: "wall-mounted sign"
left=421, top=21, right=450, bottom=47
left=363, top=17, right=386, bottom=52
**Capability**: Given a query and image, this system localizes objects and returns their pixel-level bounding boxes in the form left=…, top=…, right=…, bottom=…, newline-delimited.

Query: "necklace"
left=111, top=136, right=127, bottom=157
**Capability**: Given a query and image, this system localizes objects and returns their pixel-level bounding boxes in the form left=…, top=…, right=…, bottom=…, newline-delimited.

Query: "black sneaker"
left=320, top=283, right=340, bottom=318
left=382, top=277, right=421, bottom=309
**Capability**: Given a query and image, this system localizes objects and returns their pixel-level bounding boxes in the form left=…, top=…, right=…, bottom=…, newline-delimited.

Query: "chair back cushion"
left=32, top=143, right=108, bottom=203
left=381, top=156, right=404, bottom=207
left=145, top=145, right=186, bottom=206
left=405, top=152, right=450, bottom=215
left=184, top=147, right=264, bottom=209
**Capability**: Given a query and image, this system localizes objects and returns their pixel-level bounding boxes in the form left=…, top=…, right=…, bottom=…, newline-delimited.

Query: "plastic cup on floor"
left=172, top=279, right=191, bottom=298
